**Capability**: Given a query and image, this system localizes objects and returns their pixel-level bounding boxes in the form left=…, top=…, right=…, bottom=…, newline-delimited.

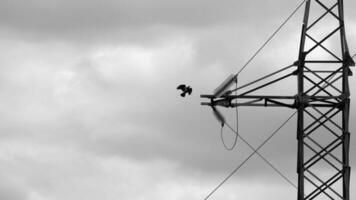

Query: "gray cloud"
left=0, top=0, right=317, bottom=44
left=0, top=0, right=356, bottom=199
left=0, top=0, right=298, bottom=29
left=0, top=177, right=26, bottom=200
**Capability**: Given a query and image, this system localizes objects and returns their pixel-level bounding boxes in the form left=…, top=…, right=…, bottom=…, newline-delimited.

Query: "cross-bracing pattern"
left=301, top=106, right=347, bottom=200
left=297, top=0, right=353, bottom=199
left=200, top=0, right=354, bottom=199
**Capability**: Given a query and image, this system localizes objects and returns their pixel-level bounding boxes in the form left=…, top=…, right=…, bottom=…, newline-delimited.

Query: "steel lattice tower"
left=296, top=0, right=353, bottom=199
left=201, top=0, right=354, bottom=199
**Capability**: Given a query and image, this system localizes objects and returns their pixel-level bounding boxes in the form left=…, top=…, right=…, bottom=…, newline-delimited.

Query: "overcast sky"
left=0, top=0, right=356, bottom=200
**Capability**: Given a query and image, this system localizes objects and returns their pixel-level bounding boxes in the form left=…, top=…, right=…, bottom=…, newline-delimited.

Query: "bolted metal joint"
left=212, top=98, right=232, bottom=108
left=294, top=94, right=310, bottom=108
left=337, top=96, right=350, bottom=110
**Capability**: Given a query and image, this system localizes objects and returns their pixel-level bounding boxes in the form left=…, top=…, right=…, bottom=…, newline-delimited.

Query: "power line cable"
left=204, top=112, right=297, bottom=200
left=220, top=76, right=240, bottom=150
left=225, top=122, right=298, bottom=189
left=231, top=64, right=295, bottom=93
left=204, top=0, right=348, bottom=198
left=234, top=76, right=239, bottom=144
left=220, top=125, right=238, bottom=150
left=236, top=0, right=307, bottom=76
left=205, top=61, right=344, bottom=199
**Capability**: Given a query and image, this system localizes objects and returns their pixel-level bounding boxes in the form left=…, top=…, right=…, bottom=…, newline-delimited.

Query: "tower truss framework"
left=201, top=0, right=354, bottom=199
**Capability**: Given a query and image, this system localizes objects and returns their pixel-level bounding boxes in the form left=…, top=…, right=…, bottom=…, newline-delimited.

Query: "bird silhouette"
left=177, top=84, right=192, bottom=97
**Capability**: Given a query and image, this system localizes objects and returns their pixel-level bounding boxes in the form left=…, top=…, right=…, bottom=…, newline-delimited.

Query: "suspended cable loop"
left=234, top=75, right=239, bottom=145
left=204, top=112, right=297, bottom=200
left=204, top=1, right=319, bottom=199
left=204, top=58, right=345, bottom=199
left=220, top=75, right=240, bottom=151
left=220, top=125, right=238, bottom=151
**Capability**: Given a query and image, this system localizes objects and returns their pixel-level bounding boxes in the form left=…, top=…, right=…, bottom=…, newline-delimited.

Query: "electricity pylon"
left=201, top=0, right=354, bottom=199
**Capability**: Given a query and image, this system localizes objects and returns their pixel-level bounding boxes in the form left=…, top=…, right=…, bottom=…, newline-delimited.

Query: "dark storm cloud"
left=0, top=0, right=308, bottom=42
left=0, top=0, right=288, bottom=28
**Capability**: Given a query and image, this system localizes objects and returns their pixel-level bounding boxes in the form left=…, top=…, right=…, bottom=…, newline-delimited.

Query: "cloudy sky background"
left=0, top=0, right=356, bottom=199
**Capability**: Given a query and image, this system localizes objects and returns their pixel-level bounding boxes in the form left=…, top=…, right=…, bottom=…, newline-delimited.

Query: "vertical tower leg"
left=296, top=0, right=353, bottom=199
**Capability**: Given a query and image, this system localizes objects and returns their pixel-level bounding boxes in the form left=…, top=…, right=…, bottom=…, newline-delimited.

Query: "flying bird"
left=177, top=84, right=192, bottom=97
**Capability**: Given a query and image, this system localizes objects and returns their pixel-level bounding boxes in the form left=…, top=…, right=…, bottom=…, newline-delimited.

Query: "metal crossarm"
left=200, top=0, right=354, bottom=199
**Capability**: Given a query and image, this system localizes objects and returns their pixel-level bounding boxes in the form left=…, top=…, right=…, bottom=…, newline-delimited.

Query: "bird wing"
left=187, top=87, right=192, bottom=95
left=177, top=84, right=186, bottom=91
